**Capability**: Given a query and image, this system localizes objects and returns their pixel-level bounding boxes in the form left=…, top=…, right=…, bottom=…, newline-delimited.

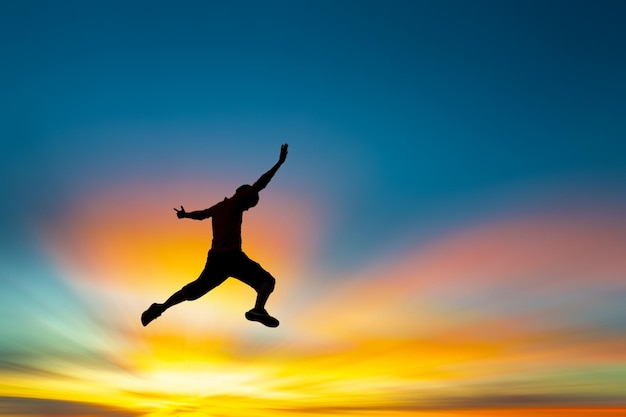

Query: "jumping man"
left=141, top=144, right=288, bottom=328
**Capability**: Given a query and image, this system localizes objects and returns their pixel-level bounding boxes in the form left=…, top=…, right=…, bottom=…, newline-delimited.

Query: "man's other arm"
left=251, top=143, right=288, bottom=193
left=174, top=205, right=216, bottom=220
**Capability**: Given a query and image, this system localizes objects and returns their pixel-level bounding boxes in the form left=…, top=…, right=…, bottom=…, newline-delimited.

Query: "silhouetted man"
left=141, top=144, right=288, bottom=328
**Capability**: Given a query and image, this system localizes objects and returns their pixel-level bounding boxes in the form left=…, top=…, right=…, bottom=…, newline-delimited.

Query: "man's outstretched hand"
left=174, top=205, right=187, bottom=219
left=279, top=143, right=288, bottom=164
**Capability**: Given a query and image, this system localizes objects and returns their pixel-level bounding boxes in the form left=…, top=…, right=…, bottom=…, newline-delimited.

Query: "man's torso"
left=210, top=197, right=244, bottom=252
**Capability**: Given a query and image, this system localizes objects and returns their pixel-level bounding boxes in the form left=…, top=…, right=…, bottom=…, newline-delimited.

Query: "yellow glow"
left=4, top=183, right=622, bottom=416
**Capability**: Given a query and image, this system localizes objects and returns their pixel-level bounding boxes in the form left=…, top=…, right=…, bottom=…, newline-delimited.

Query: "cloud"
left=297, top=209, right=626, bottom=331
left=11, top=186, right=624, bottom=415
left=0, top=396, right=141, bottom=417
left=42, top=179, right=321, bottom=292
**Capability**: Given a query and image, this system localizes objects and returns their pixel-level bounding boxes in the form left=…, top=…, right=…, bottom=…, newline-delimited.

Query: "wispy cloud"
left=2, top=183, right=624, bottom=415
left=0, top=396, right=141, bottom=417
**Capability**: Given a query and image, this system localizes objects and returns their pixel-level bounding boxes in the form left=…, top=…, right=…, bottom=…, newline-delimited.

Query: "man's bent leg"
left=253, top=276, right=275, bottom=310
left=245, top=277, right=278, bottom=327
left=231, top=253, right=279, bottom=327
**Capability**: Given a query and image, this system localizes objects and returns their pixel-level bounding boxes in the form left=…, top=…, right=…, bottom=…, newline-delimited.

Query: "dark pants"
left=181, top=250, right=275, bottom=300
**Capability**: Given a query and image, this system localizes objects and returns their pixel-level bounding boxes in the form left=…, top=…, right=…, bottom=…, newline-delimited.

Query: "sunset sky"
left=1, top=1, right=625, bottom=416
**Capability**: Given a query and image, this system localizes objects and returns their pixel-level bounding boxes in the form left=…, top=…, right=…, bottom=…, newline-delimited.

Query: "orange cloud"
left=290, top=209, right=626, bottom=378
left=313, top=210, right=626, bottom=315
left=26, top=190, right=625, bottom=416
left=42, top=180, right=321, bottom=294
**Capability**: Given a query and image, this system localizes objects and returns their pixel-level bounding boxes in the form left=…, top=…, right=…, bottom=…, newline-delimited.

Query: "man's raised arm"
left=251, top=144, right=288, bottom=193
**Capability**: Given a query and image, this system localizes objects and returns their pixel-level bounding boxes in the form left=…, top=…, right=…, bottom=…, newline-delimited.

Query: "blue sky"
left=1, top=1, right=625, bottom=415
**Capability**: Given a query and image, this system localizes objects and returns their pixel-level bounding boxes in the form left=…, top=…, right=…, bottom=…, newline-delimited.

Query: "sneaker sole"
left=245, top=311, right=279, bottom=328
left=141, top=304, right=161, bottom=327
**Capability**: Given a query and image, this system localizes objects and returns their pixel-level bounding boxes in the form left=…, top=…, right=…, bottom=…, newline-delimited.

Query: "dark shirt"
left=190, top=189, right=255, bottom=253
left=210, top=196, right=244, bottom=252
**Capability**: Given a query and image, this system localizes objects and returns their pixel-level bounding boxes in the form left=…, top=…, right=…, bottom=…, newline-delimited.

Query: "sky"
left=1, top=1, right=625, bottom=416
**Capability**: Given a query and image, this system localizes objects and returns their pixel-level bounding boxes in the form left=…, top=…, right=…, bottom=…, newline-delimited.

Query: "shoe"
left=141, top=303, right=163, bottom=327
left=245, top=308, right=279, bottom=328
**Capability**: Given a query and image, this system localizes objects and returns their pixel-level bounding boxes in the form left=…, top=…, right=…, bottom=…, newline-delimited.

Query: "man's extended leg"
left=141, top=277, right=225, bottom=326
left=141, top=293, right=182, bottom=327
left=141, top=255, right=228, bottom=326
left=140, top=286, right=192, bottom=327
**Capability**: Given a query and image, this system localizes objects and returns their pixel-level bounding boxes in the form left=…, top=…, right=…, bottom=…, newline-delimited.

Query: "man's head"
left=235, top=184, right=259, bottom=210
